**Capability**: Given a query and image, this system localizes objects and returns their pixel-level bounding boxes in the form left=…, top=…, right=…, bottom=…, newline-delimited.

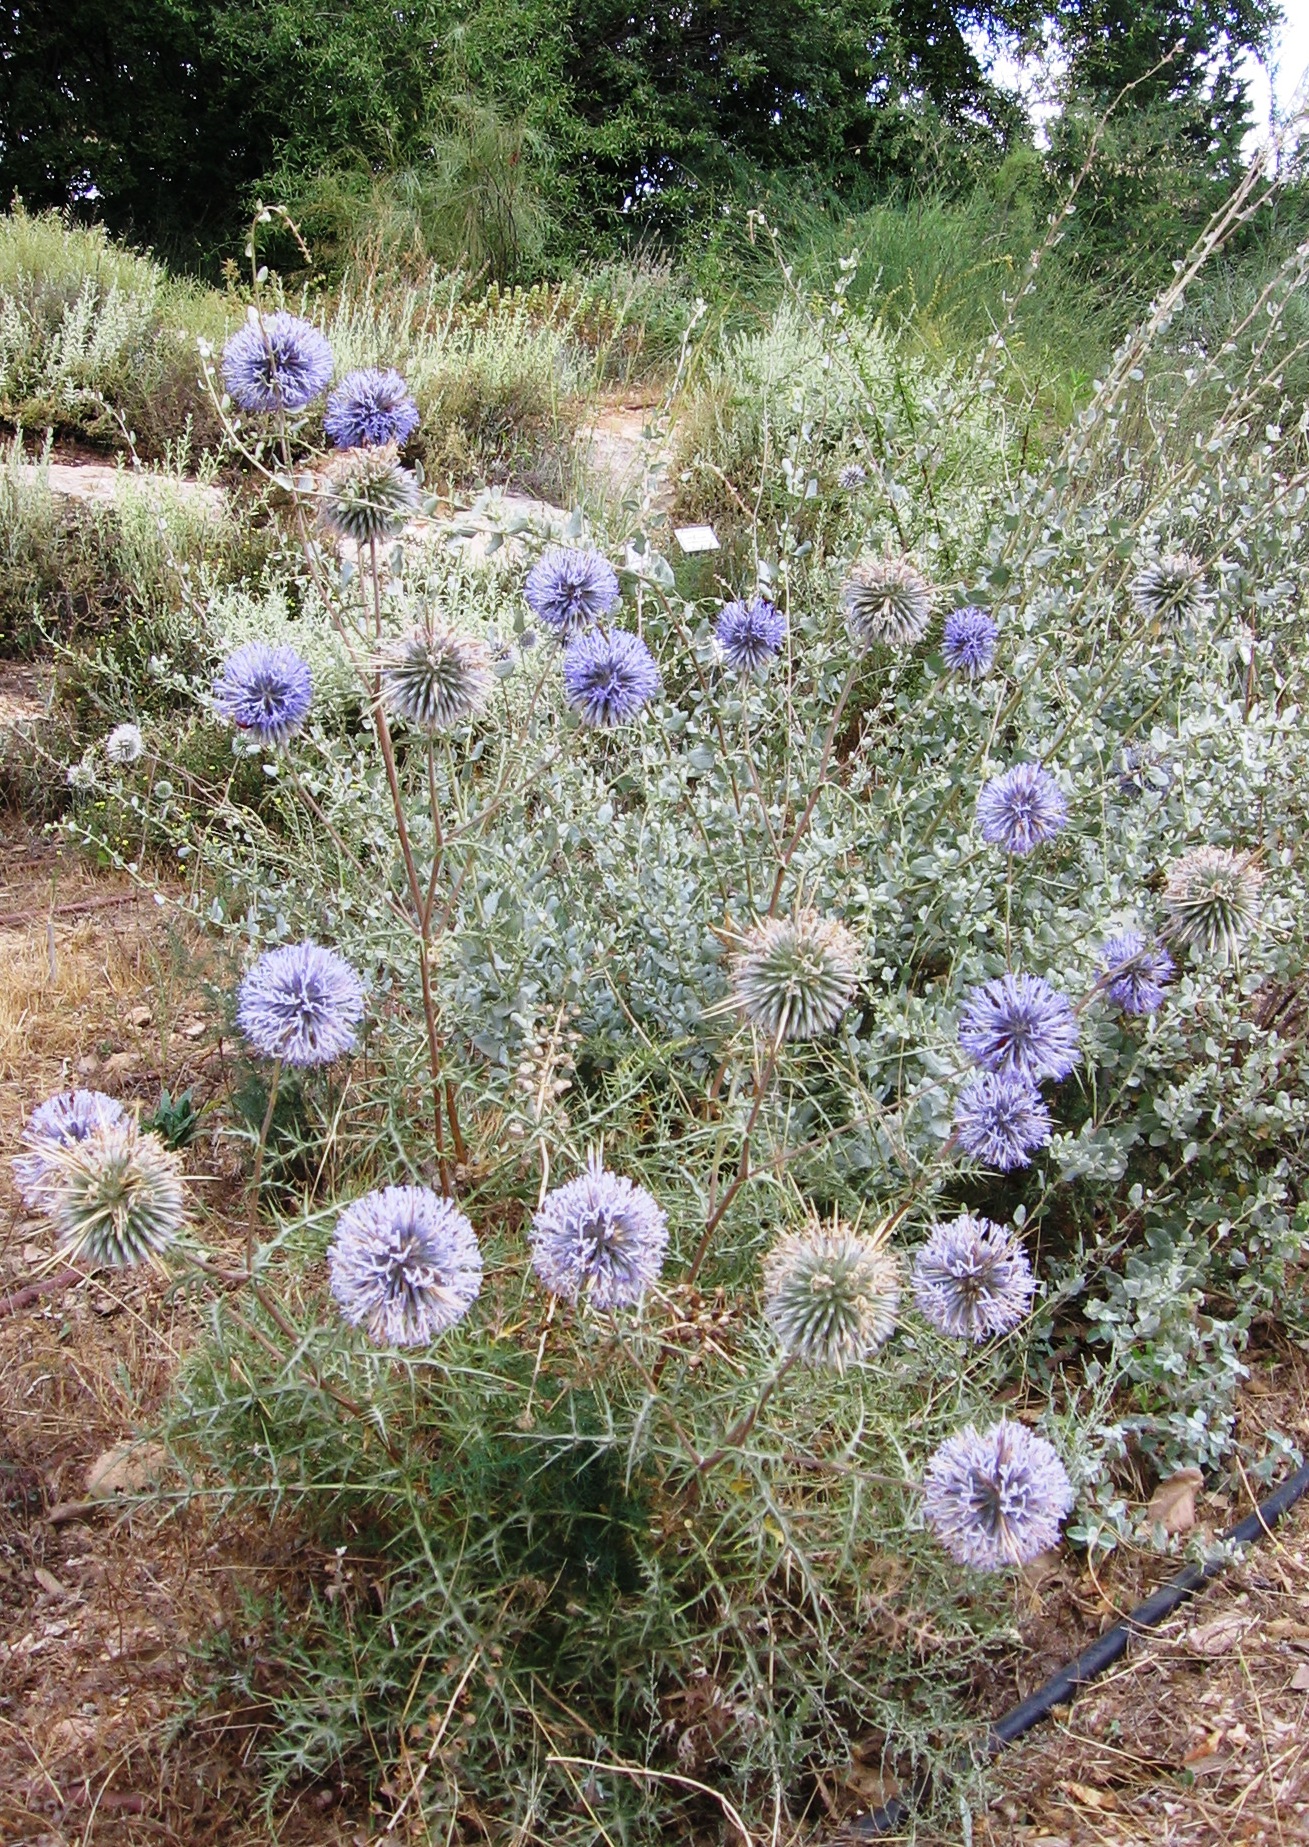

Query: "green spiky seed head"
left=841, top=554, right=933, bottom=651
left=380, top=628, right=493, bottom=731
left=1130, top=551, right=1210, bottom=625
left=44, top=1121, right=187, bottom=1267
left=318, top=443, right=420, bottom=544
left=764, top=1221, right=901, bottom=1372
left=729, top=910, right=859, bottom=1042
left=1162, top=844, right=1263, bottom=964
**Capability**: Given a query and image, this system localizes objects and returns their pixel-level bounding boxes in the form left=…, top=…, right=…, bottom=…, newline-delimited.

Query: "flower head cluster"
left=923, top=1418, right=1073, bottom=1571
left=837, top=462, right=868, bottom=490
left=237, top=942, right=365, bottom=1067
left=729, top=910, right=859, bottom=1042
left=222, top=311, right=333, bottom=414
left=524, top=547, right=621, bottom=638
left=323, top=369, right=420, bottom=449
left=213, top=643, right=313, bottom=746
left=329, top=1186, right=482, bottom=1347
left=1099, top=932, right=1175, bottom=1016
left=562, top=628, right=660, bottom=727
left=976, top=763, right=1068, bottom=856
left=912, top=1215, right=1035, bottom=1342
left=954, top=1070, right=1051, bottom=1172
left=1131, top=550, right=1209, bottom=625
left=318, top=443, right=420, bottom=544
left=715, top=596, right=786, bottom=674
left=381, top=629, right=492, bottom=732
left=1163, top=846, right=1264, bottom=964
left=14, top=1089, right=127, bottom=1209
left=530, top=1153, right=668, bottom=1309
left=841, top=554, right=934, bottom=651
left=941, top=607, right=998, bottom=678
left=764, top=1220, right=900, bottom=1372
left=959, top=973, right=1080, bottom=1083
left=42, top=1121, right=186, bottom=1267
left=105, top=723, right=145, bottom=766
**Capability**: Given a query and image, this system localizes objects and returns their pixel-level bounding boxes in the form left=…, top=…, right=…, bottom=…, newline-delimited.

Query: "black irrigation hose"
left=842, top=1458, right=1309, bottom=1840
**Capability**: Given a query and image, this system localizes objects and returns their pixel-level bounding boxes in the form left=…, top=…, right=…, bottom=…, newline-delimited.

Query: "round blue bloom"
left=923, top=1418, right=1073, bottom=1571
left=953, top=1070, right=1052, bottom=1172
left=323, top=368, right=420, bottom=449
left=222, top=311, right=334, bottom=414
left=942, top=607, right=998, bottom=678
left=1100, top=931, right=1175, bottom=1016
left=959, top=973, right=1080, bottom=1083
left=912, top=1214, right=1035, bottom=1342
left=213, top=643, right=313, bottom=746
left=976, top=762, right=1068, bottom=856
left=562, top=627, right=660, bottom=727
left=237, top=941, right=365, bottom=1067
left=531, top=1153, right=668, bottom=1308
left=524, top=547, right=621, bottom=638
left=329, top=1185, right=482, bottom=1347
left=715, top=596, right=786, bottom=674
left=13, top=1089, right=128, bottom=1209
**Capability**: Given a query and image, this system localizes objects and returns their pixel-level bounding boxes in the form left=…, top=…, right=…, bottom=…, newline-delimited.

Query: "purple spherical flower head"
left=323, top=368, right=420, bottom=449
left=1099, top=931, right=1175, bottom=1016
left=13, top=1089, right=127, bottom=1209
left=562, top=627, right=660, bottom=728
left=715, top=596, right=786, bottom=674
left=912, top=1214, right=1035, bottom=1342
left=237, top=941, right=365, bottom=1067
left=976, top=763, right=1068, bottom=856
left=329, top=1185, right=482, bottom=1347
left=213, top=643, right=313, bottom=746
left=524, top=547, right=621, bottom=638
left=923, top=1417, right=1073, bottom=1571
left=954, top=1070, right=1052, bottom=1172
left=942, top=607, right=998, bottom=678
left=959, top=972, right=1080, bottom=1083
left=531, top=1153, right=668, bottom=1309
left=222, top=311, right=334, bottom=414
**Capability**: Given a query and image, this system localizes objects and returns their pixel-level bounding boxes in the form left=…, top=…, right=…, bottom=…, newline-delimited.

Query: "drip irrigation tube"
left=842, top=1458, right=1309, bottom=1840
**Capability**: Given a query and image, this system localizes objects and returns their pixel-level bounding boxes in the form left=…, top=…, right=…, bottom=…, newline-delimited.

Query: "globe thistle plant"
left=764, top=1219, right=900, bottom=1373
left=841, top=554, right=933, bottom=651
left=922, top=1418, right=1074, bottom=1571
left=728, top=910, right=859, bottom=1042
left=524, top=547, right=621, bottom=638
left=715, top=596, right=786, bottom=674
left=941, top=607, right=998, bottom=678
left=328, top=1186, right=483, bottom=1347
left=14, top=1089, right=128, bottom=1209
left=530, top=1153, right=668, bottom=1309
left=1162, top=845, right=1264, bottom=964
left=1130, top=550, right=1210, bottom=625
left=837, top=462, right=868, bottom=490
left=561, top=627, right=660, bottom=727
left=323, top=368, right=420, bottom=450
left=213, top=643, right=313, bottom=746
left=42, top=1122, right=186, bottom=1268
left=222, top=311, right=333, bottom=414
left=380, top=629, right=493, bottom=732
left=954, top=1070, right=1052, bottom=1172
left=237, top=941, right=365, bottom=1066
left=104, top=722, right=145, bottom=766
left=958, top=973, right=1080, bottom=1083
left=318, top=443, right=421, bottom=545
left=1099, top=931, right=1176, bottom=1015
left=912, top=1215, right=1035, bottom=1342
left=976, top=762, right=1068, bottom=855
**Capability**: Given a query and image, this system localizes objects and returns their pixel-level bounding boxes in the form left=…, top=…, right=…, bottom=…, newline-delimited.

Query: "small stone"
left=85, top=1441, right=168, bottom=1499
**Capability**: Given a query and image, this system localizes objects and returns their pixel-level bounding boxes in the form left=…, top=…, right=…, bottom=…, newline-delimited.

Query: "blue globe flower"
left=912, top=1214, right=1035, bottom=1342
left=942, top=607, right=998, bottom=678
left=530, top=1153, right=668, bottom=1308
left=329, top=1185, right=482, bottom=1347
left=953, top=1070, right=1052, bottom=1171
left=562, top=628, right=660, bottom=727
left=715, top=596, right=786, bottom=674
left=213, top=644, right=313, bottom=746
left=976, top=762, right=1068, bottom=855
left=524, top=547, right=621, bottom=638
left=923, top=1418, right=1073, bottom=1571
left=958, top=972, right=1080, bottom=1083
left=14, top=1089, right=128, bottom=1209
left=236, top=942, right=365, bottom=1067
left=323, top=369, right=420, bottom=449
left=222, top=311, right=334, bottom=413
left=1099, top=931, right=1175, bottom=1016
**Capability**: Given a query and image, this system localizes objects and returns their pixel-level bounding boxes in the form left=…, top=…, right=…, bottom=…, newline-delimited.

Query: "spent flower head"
left=954, top=1070, right=1052, bottom=1172
left=222, top=311, right=333, bottom=414
left=14, top=1089, right=128, bottom=1209
left=1131, top=550, right=1210, bottom=625
left=1099, top=931, right=1175, bottom=1015
left=912, top=1215, right=1035, bottom=1342
left=715, top=596, right=786, bottom=674
left=561, top=627, right=660, bottom=727
left=923, top=1418, right=1074, bottom=1571
left=213, top=643, right=313, bottom=746
left=318, top=443, right=420, bottom=544
left=381, top=629, right=492, bottom=732
left=1162, top=846, right=1264, bottom=964
left=43, top=1121, right=186, bottom=1267
left=976, top=762, right=1068, bottom=855
left=728, top=910, right=859, bottom=1042
left=524, top=547, right=621, bottom=638
left=329, top=1186, right=482, bottom=1347
left=841, top=554, right=933, bottom=651
left=104, top=722, right=145, bottom=766
left=324, top=369, right=420, bottom=449
left=941, top=607, right=998, bottom=678
left=764, top=1219, right=900, bottom=1372
left=530, top=1153, right=668, bottom=1309
left=959, top=973, right=1080, bottom=1083
left=237, top=941, right=365, bottom=1066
